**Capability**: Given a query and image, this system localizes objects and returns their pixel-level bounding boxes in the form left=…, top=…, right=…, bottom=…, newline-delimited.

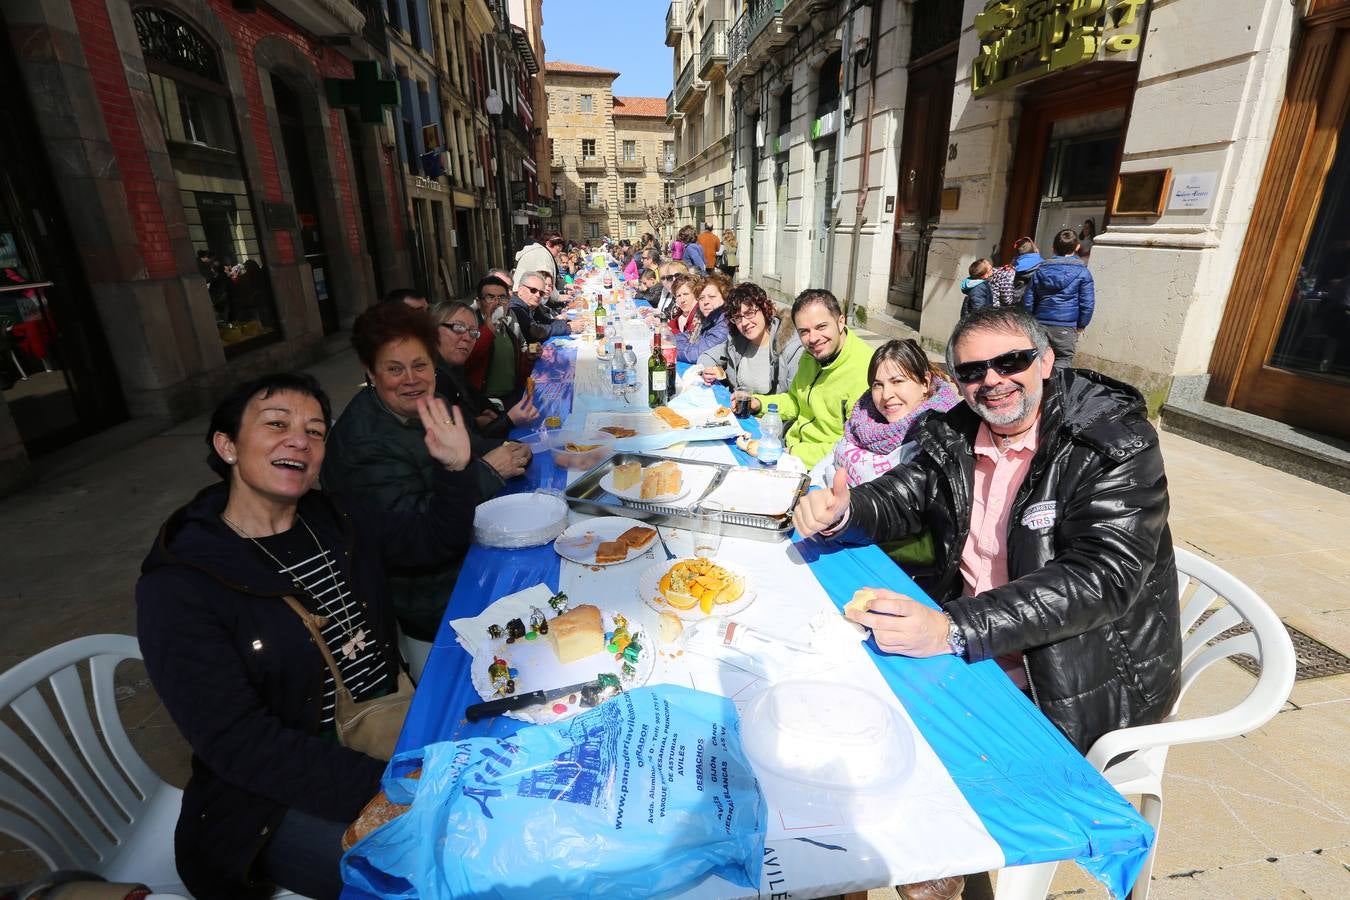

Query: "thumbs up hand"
left=793, top=469, right=851, bottom=539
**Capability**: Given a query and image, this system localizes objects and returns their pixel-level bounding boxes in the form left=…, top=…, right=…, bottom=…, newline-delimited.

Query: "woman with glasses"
left=432, top=301, right=538, bottom=440
left=671, top=271, right=731, bottom=363
left=698, top=281, right=802, bottom=396
left=321, top=303, right=530, bottom=677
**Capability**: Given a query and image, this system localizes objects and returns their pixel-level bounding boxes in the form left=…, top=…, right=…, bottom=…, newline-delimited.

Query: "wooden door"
left=1209, top=10, right=1350, bottom=439
left=888, top=51, right=957, bottom=314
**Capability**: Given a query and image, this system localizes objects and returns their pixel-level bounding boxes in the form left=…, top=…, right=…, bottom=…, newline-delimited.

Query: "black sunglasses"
left=519, top=285, right=544, bottom=295
left=952, top=348, right=1040, bottom=384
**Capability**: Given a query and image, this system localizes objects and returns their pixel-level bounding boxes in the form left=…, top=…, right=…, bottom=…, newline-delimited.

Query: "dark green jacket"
left=321, top=387, right=499, bottom=640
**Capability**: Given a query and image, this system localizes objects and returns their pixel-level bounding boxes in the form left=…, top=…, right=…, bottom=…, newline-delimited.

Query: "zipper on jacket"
left=1022, top=654, right=1041, bottom=708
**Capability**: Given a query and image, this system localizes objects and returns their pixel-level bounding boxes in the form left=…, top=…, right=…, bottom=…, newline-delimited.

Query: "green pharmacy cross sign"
left=325, top=59, right=399, bottom=124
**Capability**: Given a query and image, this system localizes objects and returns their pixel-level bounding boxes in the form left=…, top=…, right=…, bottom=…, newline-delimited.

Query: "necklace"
left=222, top=512, right=368, bottom=661
left=988, top=419, right=1037, bottom=448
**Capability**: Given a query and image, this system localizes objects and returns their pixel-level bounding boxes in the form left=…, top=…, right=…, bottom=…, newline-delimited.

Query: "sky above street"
left=541, top=0, right=671, bottom=98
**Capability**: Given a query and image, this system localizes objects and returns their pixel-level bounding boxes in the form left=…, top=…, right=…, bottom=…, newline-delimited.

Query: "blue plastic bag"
left=343, top=685, right=767, bottom=899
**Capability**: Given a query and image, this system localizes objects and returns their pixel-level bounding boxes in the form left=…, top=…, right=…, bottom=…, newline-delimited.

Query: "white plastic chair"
left=0, top=634, right=188, bottom=896
left=994, top=546, right=1297, bottom=900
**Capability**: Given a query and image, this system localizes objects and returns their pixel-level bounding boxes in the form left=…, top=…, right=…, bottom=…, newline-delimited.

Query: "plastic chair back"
left=0, top=635, right=167, bottom=873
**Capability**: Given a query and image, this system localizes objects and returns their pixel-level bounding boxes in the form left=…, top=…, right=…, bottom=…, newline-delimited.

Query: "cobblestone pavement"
left=2, top=348, right=1346, bottom=896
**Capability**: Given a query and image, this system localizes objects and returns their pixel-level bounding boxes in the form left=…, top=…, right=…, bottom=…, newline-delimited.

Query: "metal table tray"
left=562, top=453, right=808, bottom=543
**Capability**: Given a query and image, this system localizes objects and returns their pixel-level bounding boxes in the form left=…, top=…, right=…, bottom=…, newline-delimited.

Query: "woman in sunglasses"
left=697, top=281, right=802, bottom=396
left=322, top=303, right=530, bottom=675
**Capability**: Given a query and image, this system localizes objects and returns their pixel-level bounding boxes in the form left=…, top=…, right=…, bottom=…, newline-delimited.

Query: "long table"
left=342, top=333, right=1153, bottom=899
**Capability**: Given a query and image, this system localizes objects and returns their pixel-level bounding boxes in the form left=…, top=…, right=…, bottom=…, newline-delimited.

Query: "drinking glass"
left=691, top=501, right=724, bottom=558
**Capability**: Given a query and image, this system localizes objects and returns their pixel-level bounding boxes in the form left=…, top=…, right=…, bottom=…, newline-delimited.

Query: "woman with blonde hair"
left=719, top=229, right=739, bottom=280
left=673, top=270, right=731, bottom=363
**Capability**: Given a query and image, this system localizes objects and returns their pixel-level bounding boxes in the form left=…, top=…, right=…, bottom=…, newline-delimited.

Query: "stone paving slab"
left=1, top=354, right=1347, bottom=896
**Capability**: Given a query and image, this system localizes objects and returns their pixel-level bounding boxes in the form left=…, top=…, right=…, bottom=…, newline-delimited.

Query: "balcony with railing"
left=550, top=157, right=565, bottom=170
left=699, top=21, right=728, bottom=80
left=675, top=57, right=707, bottom=112
left=615, top=155, right=647, bottom=173
left=781, top=0, right=815, bottom=28
left=620, top=199, right=645, bottom=216
left=580, top=199, right=608, bottom=215
left=666, top=91, right=682, bottom=123
left=575, top=155, right=607, bottom=173
left=665, top=1, right=685, bottom=47
left=728, top=0, right=787, bottom=73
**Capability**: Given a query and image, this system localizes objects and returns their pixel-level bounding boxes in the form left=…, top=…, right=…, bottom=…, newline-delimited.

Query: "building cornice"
left=265, top=0, right=365, bottom=37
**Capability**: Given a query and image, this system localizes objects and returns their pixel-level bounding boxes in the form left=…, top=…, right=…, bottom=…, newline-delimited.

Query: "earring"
left=226, top=456, right=236, bottom=464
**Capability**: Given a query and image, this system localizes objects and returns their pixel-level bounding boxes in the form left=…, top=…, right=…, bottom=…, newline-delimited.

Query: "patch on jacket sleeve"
left=1021, top=500, right=1058, bottom=531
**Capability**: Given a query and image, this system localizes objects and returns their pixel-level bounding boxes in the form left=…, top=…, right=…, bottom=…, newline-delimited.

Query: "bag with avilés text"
left=342, top=685, right=766, bottom=900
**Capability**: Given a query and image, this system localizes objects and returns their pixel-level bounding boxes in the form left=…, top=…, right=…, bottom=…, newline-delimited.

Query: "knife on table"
left=466, top=678, right=602, bottom=722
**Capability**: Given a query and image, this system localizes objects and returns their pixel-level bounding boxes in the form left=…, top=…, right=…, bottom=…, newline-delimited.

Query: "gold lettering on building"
left=971, top=0, right=1149, bottom=96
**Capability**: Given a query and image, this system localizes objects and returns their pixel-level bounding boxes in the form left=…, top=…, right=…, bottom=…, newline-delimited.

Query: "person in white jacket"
left=512, top=234, right=564, bottom=290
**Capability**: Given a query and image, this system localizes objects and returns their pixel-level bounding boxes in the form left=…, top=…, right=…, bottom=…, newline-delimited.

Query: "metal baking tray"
left=562, top=453, right=809, bottom=543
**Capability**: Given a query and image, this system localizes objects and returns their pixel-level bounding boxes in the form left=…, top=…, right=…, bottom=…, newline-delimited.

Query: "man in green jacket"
left=740, top=289, right=872, bottom=468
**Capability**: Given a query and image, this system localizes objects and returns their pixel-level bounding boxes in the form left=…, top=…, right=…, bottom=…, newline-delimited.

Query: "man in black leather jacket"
left=795, top=306, right=1181, bottom=755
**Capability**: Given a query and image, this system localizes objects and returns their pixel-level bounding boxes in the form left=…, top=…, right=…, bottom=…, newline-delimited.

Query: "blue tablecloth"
left=344, top=339, right=1152, bottom=899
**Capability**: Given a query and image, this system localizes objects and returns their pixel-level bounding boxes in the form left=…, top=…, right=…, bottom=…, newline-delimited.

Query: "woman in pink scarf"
left=812, top=339, right=960, bottom=488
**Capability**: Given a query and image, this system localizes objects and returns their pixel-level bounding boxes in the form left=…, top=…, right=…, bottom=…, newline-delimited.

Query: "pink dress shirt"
left=960, top=419, right=1039, bottom=688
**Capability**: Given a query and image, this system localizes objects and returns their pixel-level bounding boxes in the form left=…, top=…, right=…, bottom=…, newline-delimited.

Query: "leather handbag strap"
left=280, top=594, right=355, bottom=705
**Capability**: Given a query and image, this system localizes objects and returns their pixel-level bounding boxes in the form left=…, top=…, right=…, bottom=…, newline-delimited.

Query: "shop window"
left=134, top=6, right=278, bottom=354
left=1030, top=109, right=1125, bottom=257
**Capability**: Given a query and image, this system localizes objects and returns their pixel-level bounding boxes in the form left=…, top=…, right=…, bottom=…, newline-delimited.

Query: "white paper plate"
left=468, top=609, right=655, bottom=723
left=600, top=467, right=691, bottom=504
left=472, top=492, right=568, bottom=548
left=554, top=517, right=660, bottom=566
left=638, top=557, right=758, bottom=621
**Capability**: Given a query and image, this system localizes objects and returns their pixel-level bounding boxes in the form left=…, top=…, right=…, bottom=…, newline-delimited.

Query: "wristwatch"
left=943, top=612, right=967, bottom=658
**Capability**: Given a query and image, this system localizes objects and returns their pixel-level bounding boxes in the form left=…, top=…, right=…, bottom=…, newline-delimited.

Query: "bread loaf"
left=550, top=604, right=604, bottom=663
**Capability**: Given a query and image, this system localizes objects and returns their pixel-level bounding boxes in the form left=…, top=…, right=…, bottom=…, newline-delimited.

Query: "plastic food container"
left=547, top=429, right=615, bottom=470
left=740, top=680, right=915, bottom=795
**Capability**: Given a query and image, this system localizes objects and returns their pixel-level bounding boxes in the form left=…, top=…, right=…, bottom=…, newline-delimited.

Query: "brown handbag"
left=282, top=595, right=415, bottom=761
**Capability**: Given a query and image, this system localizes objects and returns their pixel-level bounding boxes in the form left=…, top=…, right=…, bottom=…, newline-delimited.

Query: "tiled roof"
left=544, top=61, right=620, bottom=77
left=613, top=96, right=667, bottom=118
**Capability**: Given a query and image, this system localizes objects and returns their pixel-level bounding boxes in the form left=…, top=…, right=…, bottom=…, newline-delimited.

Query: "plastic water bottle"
left=758, top=404, right=784, bottom=466
left=623, top=342, right=639, bottom=400
left=610, top=341, right=629, bottom=399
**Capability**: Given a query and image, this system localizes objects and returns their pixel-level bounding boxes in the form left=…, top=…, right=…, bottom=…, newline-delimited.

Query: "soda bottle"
left=610, top=341, right=629, bottom=398
left=758, top=404, right=784, bottom=466
left=648, top=333, right=668, bottom=407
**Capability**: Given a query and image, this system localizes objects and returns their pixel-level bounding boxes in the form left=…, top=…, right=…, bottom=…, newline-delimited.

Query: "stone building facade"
left=545, top=62, right=674, bottom=243
left=666, top=1, right=734, bottom=241
left=715, top=0, right=1349, bottom=446
left=1, top=0, right=409, bottom=493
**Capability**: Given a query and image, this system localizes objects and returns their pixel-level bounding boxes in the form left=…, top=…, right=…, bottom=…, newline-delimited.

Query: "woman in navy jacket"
left=136, top=372, right=476, bottom=899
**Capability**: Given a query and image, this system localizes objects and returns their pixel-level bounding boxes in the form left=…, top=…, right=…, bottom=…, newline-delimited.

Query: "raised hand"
left=845, top=588, right=952, bottom=657
left=793, top=469, right=851, bottom=539
left=418, top=397, right=471, bottom=472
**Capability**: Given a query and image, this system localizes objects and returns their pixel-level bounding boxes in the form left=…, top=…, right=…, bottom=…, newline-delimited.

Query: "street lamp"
left=484, top=89, right=512, bottom=263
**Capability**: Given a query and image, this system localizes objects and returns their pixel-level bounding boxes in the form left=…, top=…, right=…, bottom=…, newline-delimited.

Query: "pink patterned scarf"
left=844, top=375, right=961, bottom=456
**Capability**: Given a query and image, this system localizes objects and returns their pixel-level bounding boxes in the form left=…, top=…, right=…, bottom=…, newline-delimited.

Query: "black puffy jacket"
left=838, top=369, right=1182, bottom=752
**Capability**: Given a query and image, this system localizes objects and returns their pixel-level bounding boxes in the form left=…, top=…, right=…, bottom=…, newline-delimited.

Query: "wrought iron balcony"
left=574, top=155, right=607, bottom=173
left=675, top=57, right=706, bottom=112
left=580, top=200, right=608, bottom=215
left=665, top=1, right=685, bottom=47
left=620, top=199, right=645, bottom=215
left=666, top=91, right=682, bottom=123
left=550, top=157, right=565, bottom=169
left=699, top=21, right=728, bottom=80
left=615, top=155, right=647, bottom=173
left=728, top=16, right=748, bottom=74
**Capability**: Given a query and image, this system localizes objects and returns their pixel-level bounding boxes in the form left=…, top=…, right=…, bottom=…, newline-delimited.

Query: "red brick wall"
left=206, top=0, right=358, bottom=265
left=75, top=0, right=365, bottom=275
left=72, top=0, right=177, bottom=280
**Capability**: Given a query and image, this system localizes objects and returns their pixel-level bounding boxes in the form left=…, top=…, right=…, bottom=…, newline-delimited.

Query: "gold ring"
left=443, top=419, right=452, bottom=424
